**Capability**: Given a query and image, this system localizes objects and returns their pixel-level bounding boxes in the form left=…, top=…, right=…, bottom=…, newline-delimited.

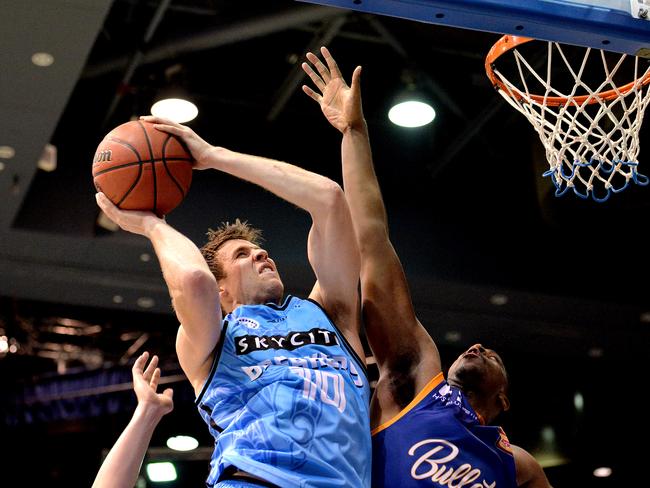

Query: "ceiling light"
left=150, top=98, right=198, bottom=123
left=593, top=467, right=612, bottom=478
left=0, top=146, right=15, bottom=159
left=146, top=462, right=177, bottom=482
left=37, top=144, right=57, bottom=172
left=0, top=162, right=5, bottom=172
left=573, top=392, right=584, bottom=413
left=444, top=330, right=462, bottom=343
left=588, top=347, right=604, bottom=358
left=489, top=294, right=508, bottom=306
left=640, top=311, right=650, bottom=323
left=388, top=100, right=435, bottom=128
left=31, top=52, right=55, bottom=67
left=112, top=295, right=124, bottom=304
left=166, top=435, right=199, bottom=451
left=137, top=297, right=155, bottom=309
left=140, top=253, right=151, bottom=262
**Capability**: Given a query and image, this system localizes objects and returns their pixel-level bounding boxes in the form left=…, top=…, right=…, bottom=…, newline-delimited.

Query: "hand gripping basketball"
left=92, top=119, right=193, bottom=216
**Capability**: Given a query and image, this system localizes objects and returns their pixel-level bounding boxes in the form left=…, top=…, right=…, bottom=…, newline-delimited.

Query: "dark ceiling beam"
left=267, top=14, right=348, bottom=121
left=83, top=5, right=342, bottom=79
left=101, top=0, right=173, bottom=129
left=363, top=15, right=466, bottom=121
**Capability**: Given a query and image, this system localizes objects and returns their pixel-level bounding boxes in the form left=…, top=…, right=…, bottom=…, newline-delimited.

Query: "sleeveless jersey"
left=196, top=295, right=371, bottom=488
left=372, top=373, right=517, bottom=488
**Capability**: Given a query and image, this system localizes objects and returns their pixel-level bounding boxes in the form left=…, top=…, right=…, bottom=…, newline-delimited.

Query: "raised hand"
left=132, top=351, right=174, bottom=417
left=140, top=115, right=214, bottom=169
left=95, top=192, right=162, bottom=236
left=302, top=46, right=364, bottom=133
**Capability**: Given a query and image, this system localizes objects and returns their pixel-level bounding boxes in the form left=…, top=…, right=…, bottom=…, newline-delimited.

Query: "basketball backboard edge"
left=299, top=0, right=650, bottom=57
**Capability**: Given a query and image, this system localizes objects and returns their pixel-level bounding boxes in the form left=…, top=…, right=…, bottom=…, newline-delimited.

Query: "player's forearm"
left=92, top=404, right=163, bottom=488
left=341, top=123, right=389, bottom=240
left=201, top=147, right=340, bottom=219
left=146, top=219, right=214, bottom=292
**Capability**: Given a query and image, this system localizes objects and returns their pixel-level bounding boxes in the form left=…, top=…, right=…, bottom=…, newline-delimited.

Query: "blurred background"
left=1, top=0, right=649, bottom=486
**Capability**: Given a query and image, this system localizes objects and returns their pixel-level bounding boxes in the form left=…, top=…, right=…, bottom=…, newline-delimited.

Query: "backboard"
left=300, top=0, right=650, bottom=56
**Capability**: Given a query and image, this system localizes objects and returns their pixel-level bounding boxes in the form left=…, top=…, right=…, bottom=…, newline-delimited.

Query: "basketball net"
left=486, top=36, right=650, bottom=202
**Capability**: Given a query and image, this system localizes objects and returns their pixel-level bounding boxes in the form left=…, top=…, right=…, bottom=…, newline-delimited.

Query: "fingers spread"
left=150, top=367, right=161, bottom=390
left=302, top=62, right=325, bottom=92
left=143, top=354, right=159, bottom=381
left=321, top=46, right=343, bottom=79
left=302, top=85, right=322, bottom=104
left=132, top=351, right=149, bottom=376
left=306, top=51, right=330, bottom=83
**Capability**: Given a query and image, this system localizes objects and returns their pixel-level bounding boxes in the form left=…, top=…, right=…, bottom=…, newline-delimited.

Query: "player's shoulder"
left=511, top=444, right=553, bottom=488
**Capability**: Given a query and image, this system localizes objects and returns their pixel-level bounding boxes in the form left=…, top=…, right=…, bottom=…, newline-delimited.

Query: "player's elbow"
left=175, top=268, right=218, bottom=298
left=357, top=219, right=390, bottom=253
left=317, top=180, right=347, bottom=214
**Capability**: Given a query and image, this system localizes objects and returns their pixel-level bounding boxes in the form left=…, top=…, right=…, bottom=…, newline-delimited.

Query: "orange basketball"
left=92, top=120, right=193, bottom=216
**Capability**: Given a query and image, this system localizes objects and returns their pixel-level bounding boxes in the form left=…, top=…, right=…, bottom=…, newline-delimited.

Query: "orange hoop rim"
left=485, top=35, right=650, bottom=107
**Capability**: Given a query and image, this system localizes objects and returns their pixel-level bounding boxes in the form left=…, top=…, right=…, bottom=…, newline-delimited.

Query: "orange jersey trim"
left=371, top=372, right=444, bottom=436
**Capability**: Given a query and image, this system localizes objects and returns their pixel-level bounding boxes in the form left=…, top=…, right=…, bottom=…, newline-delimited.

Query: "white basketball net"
left=490, top=41, right=650, bottom=201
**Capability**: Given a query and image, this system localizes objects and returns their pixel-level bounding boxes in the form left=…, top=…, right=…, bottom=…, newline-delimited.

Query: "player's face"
left=447, top=344, right=508, bottom=394
left=216, top=239, right=284, bottom=310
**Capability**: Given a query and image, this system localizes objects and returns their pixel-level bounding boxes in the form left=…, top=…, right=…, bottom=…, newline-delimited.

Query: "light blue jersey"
left=196, top=295, right=371, bottom=488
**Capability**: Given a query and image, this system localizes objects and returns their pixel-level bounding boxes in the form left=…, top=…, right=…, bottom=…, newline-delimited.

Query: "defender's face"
left=217, top=239, right=284, bottom=310
left=447, top=344, right=508, bottom=393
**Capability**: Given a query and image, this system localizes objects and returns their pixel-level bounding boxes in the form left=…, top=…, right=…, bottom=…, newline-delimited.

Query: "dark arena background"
left=1, top=0, right=649, bottom=486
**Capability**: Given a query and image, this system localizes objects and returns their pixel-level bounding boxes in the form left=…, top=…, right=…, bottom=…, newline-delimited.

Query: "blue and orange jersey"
left=196, top=295, right=371, bottom=488
left=372, top=373, right=516, bottom=488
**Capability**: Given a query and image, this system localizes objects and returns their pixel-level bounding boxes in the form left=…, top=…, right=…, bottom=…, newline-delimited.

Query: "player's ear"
left=497, top=391, right=510, bottom=413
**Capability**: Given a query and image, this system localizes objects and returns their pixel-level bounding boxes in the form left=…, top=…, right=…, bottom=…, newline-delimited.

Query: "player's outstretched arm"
left=92, top=352, right=173, bottom=488
left=302, top=47, right=441, bottom=386
left=141, top=116, right=363, bottom=357
left=95, top=194, right=221, bottom=392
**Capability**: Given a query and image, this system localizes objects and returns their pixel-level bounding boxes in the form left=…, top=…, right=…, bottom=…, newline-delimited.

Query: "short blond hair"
left=200, top=219, right=263, bottom=281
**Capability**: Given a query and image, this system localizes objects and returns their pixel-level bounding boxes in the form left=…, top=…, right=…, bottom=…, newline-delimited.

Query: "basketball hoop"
left=486, top=35, right=650, bottom=202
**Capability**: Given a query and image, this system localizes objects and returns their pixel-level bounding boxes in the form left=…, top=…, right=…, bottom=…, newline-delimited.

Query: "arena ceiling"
left=1, top=0, right=649, bottom=485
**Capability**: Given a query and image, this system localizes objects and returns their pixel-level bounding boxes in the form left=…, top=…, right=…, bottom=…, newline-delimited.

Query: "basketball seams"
left=93, top=120, right=192, bottom=216
left=93, top=158, right=192, bottom=177
left=162, top=135, right=189, bottom=198
left=103, top=136, right=144, bottom=207
left=137, top=121, right=157, bottom=213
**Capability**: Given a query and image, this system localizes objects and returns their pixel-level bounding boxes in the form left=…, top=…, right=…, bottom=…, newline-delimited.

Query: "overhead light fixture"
left=38, top=144, right=57, bottom=172
left=489, top=293, right=509, bottom=306
left=573, top=392, right=584, bottom=413
left=137, top=297, right=156, bottom=309
left=593, top=467, right=612, bottom=478
left=150, top=97, right=198, bottom=123
left=146, top=462, right=177, bottom=482
left=389, top=100, right=436, bottom=128
left=31, top=52, right=55, bottom=67
left=166, top=435, right=199, bottom=451
left=531, top=425, right=570, bottom=468
left=150, top=64, right=198, bottom=123
left=388, top=69, right=436, bottom=128
left=0, top=145, right=16, bottom=159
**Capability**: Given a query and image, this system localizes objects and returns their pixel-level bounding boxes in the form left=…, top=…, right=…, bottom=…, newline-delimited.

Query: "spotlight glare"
left=166, top=435, right=199, bottom=451
left=146, top=462, right=177, bottom=482
left=151, top=98, right=198, bottom=123
left=593, top=467, right=612, bottom=478
left=388, top=101, right=435, bottom=128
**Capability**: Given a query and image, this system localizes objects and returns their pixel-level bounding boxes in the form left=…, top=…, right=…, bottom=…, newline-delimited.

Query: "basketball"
left=92, top=120, right=193, bottom=216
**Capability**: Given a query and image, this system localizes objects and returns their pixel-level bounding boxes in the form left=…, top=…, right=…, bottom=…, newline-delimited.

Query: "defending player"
left=95, top=119, right=370, bottom=488
left=302, top=47, right=551, bottom=488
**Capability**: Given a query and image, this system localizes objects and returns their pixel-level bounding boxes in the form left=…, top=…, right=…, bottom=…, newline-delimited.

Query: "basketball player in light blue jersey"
left=302, top=48, right=551, bottom=488
left=95, top=116, right=371, bottom=487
